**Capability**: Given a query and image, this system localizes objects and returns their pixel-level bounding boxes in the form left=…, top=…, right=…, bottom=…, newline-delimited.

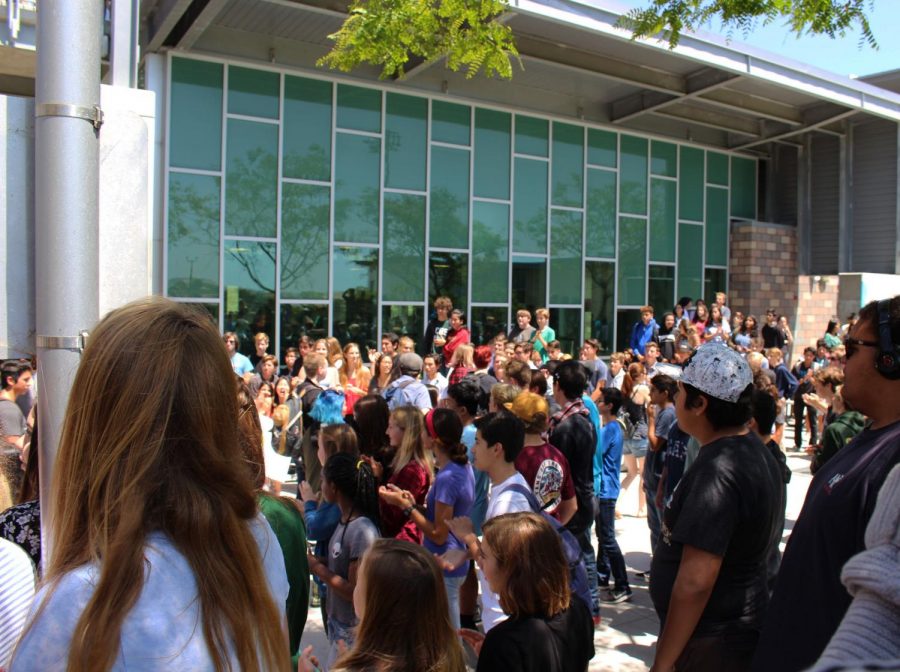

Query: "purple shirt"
left=424, top=460, right=475, bottom=577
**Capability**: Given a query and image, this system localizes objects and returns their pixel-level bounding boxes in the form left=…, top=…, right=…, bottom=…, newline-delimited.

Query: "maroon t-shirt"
left=514, top=442, right=576, bottom=520
left=380, top=461, right=430, bottom=543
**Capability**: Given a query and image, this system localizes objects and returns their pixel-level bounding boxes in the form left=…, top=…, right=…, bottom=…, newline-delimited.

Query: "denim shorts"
left=623, top=438, right=649, bottom=459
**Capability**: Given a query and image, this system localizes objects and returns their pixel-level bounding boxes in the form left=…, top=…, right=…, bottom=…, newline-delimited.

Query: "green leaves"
left=317, top=0, right=520, bottom=80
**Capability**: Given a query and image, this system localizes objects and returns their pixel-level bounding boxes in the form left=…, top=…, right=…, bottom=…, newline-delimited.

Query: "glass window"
left=648, top=265, right=675, bottom=316
left=431, top=100, right=470, bottom=146
left=167, top=172, right=220, bottom=298
left=429, top=146, right=469, bottom=249
left=334, top=133, right=380, bottom=244
left=470, top=306, right=507, bottom=345
left=227, top=65, right=279, bottom=119
left=650, top=178, right=677, bottom=263
left=471, top=201, right=509, bottom=303
left=332, top=246, right=379, bottom=349
left=283, top=76, right=332, bottom=181
left=707, top=151, right=729, bottom=186
left=513, top=158, right=548, bottom=254
left=225, top=119, right=277, bottom=238
left=473, top=108, right=511, bottom=200
left=549, top=210, right=583, bottom=305
left=731, top=156, right=757, bottom=219
left=617, top=216, right=647, bottom=306
left=336, top=84, right=381, bottom=133
left=586, top=168, right=616, bottom=258
left=552, top=307, right=581, bottom=357
left=383, top=193, right=426, bottom=302
left=224, top=240, right=276, bottom=356
left=651, top=140, right=677, bottom=177
left=512, top=256, right=546, bottom=314
left=619, top=135, right=648, bottom=215
left=281, top=183, right=329, bottom=301
left=587, top=129, right=617, bottom=168
left=280, top=304, right=329, bottom=353
left=385, top=93, right=427, bottom=191
left=616, top=308, right=641, bottom=353
left=584, top=260, right=615, bottom=355
left=515, top=115, right=549, bottom=157
left=551, top=122, right=584, bottom=208
left=170, top=58, right=222, bottom=171
left=677, top=223, right=703, bottom=301
left=679, top=146, right=704, bottom=222
left=429, top=252, right=468, bottom=314
left=706, top=186, right=729, bottom=266
left=704, top=268, right=728, bottom=305
left=382, top=305, right=425, bottom=351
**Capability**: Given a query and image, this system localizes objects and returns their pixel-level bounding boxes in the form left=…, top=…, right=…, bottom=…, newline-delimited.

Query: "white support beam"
left=611, top=67, right=739, bottom=123
left=732, top=108, right=858, bottom=150
left=654, top=102, right=761, bottom=137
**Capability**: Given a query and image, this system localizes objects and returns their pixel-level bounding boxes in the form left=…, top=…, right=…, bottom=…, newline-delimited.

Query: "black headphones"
left=875, top=299, right=900, bottom=380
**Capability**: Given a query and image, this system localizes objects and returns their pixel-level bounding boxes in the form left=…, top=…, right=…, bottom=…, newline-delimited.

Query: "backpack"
left=505, top=483, right=592, bottom=614
left=382, top=378, right=417, bottom=406
left=617, top=406, right=636, bottom=440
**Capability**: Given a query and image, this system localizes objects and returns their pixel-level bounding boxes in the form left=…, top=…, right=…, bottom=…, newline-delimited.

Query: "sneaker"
left=601, top=588, right=632, bottom=604
left=634, top=570, right=650, bottom=580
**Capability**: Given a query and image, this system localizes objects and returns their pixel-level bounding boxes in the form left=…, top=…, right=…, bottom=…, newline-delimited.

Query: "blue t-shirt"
left=424, top=460, right=475, bottom=577
left=582, top=395, right=603, bottom=495
left=230, top=352, right=254, bottom=376
left=11, top=516, right=288, bottom=671
left=463, top=423, right=489, bottom=535
left=645, top=406, right=677, bottom=489
left=598, top=421, right=623, bottom=500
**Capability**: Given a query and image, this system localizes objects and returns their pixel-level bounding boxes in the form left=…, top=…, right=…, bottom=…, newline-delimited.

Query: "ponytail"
left=323, top=452, right=381, bottom=531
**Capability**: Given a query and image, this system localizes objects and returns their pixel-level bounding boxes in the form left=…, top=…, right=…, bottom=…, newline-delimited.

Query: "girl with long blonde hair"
left=339, top=342, right=371, bottom=416
left=11, top=297, right=289, bottom=672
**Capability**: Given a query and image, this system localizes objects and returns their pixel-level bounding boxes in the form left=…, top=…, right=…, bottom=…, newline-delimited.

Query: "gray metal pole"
left=35, top=0, right=102, bottom=565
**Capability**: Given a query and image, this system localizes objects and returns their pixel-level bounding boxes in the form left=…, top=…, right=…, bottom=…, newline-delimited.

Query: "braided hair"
left=323, top=451, right=381, bottom=532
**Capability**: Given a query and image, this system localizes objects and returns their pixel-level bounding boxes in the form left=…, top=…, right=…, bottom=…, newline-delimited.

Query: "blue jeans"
left=576, top=526, right=600, bottom=618
left=444, top=573, right=465, bottom=631
left=595, top=497, right=630, bottom=592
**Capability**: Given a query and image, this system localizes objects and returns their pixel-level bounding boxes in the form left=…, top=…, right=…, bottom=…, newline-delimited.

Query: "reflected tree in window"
left=167, top=172, right=220, bottom=298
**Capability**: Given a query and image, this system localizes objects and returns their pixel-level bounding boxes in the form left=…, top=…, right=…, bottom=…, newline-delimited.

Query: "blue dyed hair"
left=310, top=388, right=346, bottom=425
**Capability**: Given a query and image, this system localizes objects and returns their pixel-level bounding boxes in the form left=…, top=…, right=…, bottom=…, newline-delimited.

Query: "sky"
left=607, top=1, right=899, bottom=79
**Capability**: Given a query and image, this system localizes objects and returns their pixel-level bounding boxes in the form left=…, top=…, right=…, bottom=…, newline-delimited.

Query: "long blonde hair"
left=389, top=406, right=433, bottom=483
left=340, top=341, right=371, bottom=388
left=30, top=298, right=288, bottom=672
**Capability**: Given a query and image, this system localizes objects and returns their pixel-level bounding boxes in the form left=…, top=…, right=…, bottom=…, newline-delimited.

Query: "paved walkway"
left=294, top=449, right=816, bottom=670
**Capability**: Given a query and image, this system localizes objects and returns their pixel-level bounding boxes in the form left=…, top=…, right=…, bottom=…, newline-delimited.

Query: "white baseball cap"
left=681, top=343, right=751, bottom=403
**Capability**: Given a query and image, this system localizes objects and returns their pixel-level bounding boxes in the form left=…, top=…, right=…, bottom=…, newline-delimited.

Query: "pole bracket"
left=36, top=331, right=90, bottom=353
left=35, top=103, right=104, bottom=130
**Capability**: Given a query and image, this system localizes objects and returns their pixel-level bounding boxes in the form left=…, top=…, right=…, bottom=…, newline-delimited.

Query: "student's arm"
left=650, top=545, right=723, bottom=672
left=307, top=554, right=359, bottom=603
left=556, top=496, right=577, bottom=526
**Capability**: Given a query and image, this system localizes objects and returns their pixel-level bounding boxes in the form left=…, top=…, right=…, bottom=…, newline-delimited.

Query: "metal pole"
left=35, top=0, right=102, bottom=565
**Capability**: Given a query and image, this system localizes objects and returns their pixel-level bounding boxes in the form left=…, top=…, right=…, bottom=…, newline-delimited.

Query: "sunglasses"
left=843, top=336, right=878, bottom=358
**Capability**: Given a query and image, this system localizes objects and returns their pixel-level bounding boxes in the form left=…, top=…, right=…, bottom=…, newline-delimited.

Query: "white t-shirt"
left=0, top=538, right=36, bottom=668
left=480, top=472, right=532, bottom=632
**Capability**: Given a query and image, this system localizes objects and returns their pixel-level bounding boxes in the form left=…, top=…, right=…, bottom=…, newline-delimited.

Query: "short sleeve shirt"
left=424, top=461, right=475, bottom=577
left=0, top=399, right=26, bottom=437
left=326, top=516, right=379, bottom=627
left=514, top=443, right=575, bottom=519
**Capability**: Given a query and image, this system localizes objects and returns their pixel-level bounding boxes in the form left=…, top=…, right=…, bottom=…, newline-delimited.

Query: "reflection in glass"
left=705, top=186, right=729, bottom=266
left=429, top=146, right=470, bottom=249
left=227, top=65, right=279, bottom=119
left=731, top=156, right=756, bottom=219
left=678, top=223, right=704, bottom=301
left=470, top=306, right=507, bottom=345
left=281, top=183, right=329, bottom=300
left=515, top=115, right=548, bottom=157
left=553, top=308, right=581, bottom=357
left=650, top=140, right=677, bottom=177
left=283, top=76, right=332, bottom=181
left=586, top=168, right=616, bottom=258
left=280, top=304, right=329, bottom=355
left=617, top=308, right=642, bottom=353
left=472, top=202, right=509, bottom=304
left=333, top=246, right=379, bottom=349
left=336, top=84, right=382, bottom=133
left=382, top=305, right=425, bottom=351
left=474, top=108, right=511, bottom=200
left=649, top=265, right=675, bottom=316
left=225, top=119, right=278, bottom=237
left=587, top=129, right=616, bottom=168
left=177, top=301, right=219, bottom=327
left=513, top=158, right=548, bottom=254
left=385, top=93, right=427, bottom=191
left=551, top=122, right=584, bottom=208
left=650, top=178, right=677, bottom=263
left=224, top=240, right=276, bottom=357
left=429, top=252, right=468, bottom=313
left=620, top=135, right=648, bottom=216
left=431, top=100, right=470, bottom=146
left=170, top=58, right=222, bottom=171
left=679, top=146, right=704, bottom=222
left=167, top=172, right=220, bottom=298
left=512, top=257, right=546, bottom=314
left=334, top=133, right=381, bottom=244
left=549, top=210, right=582, bottom=305
left=584, top=261, right=614, bottom=355
left=617, top=216, right=647, bottom=306
left=704, top=268, right=727, bottom=306
left=383, top=193, right=426, bottom=302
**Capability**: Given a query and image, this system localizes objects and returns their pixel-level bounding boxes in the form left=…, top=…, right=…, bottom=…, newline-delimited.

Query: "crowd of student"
left=0, top=292, right=898, bottom=672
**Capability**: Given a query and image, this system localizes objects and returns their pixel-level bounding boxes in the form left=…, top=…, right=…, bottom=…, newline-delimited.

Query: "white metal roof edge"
left=509, top=0, right=900, bottom=123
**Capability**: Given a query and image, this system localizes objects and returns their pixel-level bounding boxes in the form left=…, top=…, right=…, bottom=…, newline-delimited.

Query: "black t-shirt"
left=650, top=433, right=784, bottom=637
left=761, top=323, right=786, bottom=349
left=477, top=599, right=594, bottom=672
left=548, top=412, right=596, bottom=537
left=752, top=419, right=900, bottom=672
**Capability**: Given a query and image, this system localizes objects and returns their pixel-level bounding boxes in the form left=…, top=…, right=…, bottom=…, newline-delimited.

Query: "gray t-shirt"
left=326, top=516, right=379, bottom=626
left=0, top=399, right=26, bottom=437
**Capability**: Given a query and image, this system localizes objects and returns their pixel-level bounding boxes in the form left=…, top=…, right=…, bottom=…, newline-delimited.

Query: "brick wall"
left=793, top=275, right=840, bottom=356
left=729, top=221, right=798, bottom=323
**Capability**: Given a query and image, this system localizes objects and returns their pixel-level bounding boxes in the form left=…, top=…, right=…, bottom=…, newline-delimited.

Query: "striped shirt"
left=0, top=538, right=36, bottom=666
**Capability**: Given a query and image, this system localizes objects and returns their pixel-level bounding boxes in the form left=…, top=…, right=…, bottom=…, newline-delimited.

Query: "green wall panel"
left=550, top=210, right=583, bottom=305
left=678, top=223, right=703, bottom=300
left=170, top=58, right=222, bottom=171
left=383, top=193, right=426, bottom=301
left=281, top=183, right=329, bottom=300
left=617, top=216, right=647, bottom=306
left=283, top=76, right=332, bottom=181
left=431, top=100, right=470, bottom=145
left=587, top=129, right=617, bottom=168
left=650, top=178, right=676, bottom=262
left=707, top=151, right=729, bottom=186
left=679, top=146, right=704, bottom=222
left=429, top=146, right=470, bottom=249
left=552, top=122, right=584, bottom=208
left=619, top=135, right=648, bottom=215
left=706, top=186, right=729, bottom=266
left=515, top=115, right=549, bottom=157
left=731, top=157, right=757, bottom=219
left=167, top=172, right=220, bottom=298
left=513, top=157, right=548, bottom=254
left=334, top=133, right=380, bottom=243
left=474, top=108, right=511, bottom=200
left=385, top=93, right=427, bottom=191
left=472, top=201, right=509, bottom=303
left=227, top=65, right=279, bottom=119
left=586, top=168, right=616, bottom=258
left=651, top=140, right=677, bottom=177
left=336, top=84, right=381, bottom=132
left=225, top=119, right=277, bottom=237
